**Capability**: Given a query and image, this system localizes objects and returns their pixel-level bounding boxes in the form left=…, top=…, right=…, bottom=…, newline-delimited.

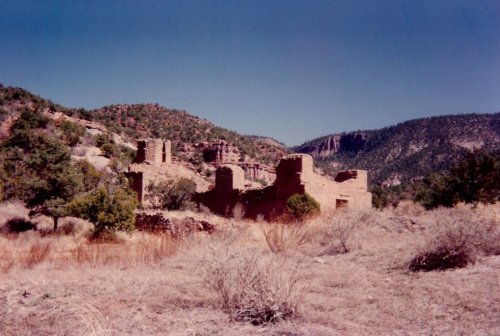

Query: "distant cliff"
left=294, top=113, right=500, bottom=186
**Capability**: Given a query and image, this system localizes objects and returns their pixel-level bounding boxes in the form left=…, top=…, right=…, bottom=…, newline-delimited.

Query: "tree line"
left=372, top=149, right=500, bottom=209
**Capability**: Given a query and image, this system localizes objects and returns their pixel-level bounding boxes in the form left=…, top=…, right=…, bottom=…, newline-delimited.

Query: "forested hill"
left=0, top=84, right=290, bottom=167
left=294, top=113, right=500, bottom=186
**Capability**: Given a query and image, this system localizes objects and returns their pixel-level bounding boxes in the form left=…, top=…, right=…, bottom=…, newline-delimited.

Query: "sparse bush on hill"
left=2, top=107, right=50, bottom=151
left=58, top=120, right=85, bottom=147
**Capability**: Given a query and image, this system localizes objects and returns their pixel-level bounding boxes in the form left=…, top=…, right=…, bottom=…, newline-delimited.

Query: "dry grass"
left=409, top=205, right=500, bottom=271
left=314, top=207, right=371, bottom=255
left=23, top=241, right=51, bottom=269
left=200, top=227, right=308, bottom=325
left=259, top=221, right=313, bottom=253
left=0, top=201, right=499, bottom=335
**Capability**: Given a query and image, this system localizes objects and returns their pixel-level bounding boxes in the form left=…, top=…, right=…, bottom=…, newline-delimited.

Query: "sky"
left=1, top=1, right=499, bottom=146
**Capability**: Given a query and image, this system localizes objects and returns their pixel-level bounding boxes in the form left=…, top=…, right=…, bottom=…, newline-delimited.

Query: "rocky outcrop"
left=297, top=133, right=367, bottom=159
left=240, top=163, right=276, bottom=184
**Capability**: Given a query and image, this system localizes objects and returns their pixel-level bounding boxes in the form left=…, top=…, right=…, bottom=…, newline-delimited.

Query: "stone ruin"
left=125, top=139, right=172, bottom=203
left=193, top=154, right=372, bottom=220
left=134, top=139, right=172, bottom=165
left=189, top=140, right=277, bottom=184
left=126, top=139, right=372, bottom=219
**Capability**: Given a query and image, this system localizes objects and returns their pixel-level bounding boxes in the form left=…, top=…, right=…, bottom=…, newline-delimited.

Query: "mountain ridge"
left=294, top=113, right=500, bottom=185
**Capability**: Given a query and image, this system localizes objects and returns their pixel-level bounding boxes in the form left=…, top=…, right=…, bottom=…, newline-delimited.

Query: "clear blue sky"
left=1, top=1, right=499, bottom=146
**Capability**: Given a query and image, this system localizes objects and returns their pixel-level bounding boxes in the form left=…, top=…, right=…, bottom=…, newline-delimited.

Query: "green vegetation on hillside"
left=372, top=149, right=500, bottom=209
left=296, top=113, right=500, bottom=185
left=0, top=85, right=290, bottom=170
left=0, top=88, right=138, bottom=237
left=89, top=104, right=290, bottom=166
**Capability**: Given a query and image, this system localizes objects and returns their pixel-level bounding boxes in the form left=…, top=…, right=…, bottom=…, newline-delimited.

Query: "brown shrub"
left=1, top=217, right=36, bottom=235
left=0, top=200, right=29, bottom=225
left=409, top=205, right=500, bottom=272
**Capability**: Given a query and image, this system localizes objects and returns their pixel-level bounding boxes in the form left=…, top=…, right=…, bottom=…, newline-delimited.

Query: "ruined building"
left=127, top=139, right=372, bottom=217
left=194, top=154, right=372, bottom=219
left=191, top=140, right=277, bottom=183
left=125, top=139, right=172, bottom=203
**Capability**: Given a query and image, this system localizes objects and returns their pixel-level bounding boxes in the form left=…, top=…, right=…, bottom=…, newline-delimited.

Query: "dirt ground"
left=1, top=202, right=499, bottom=335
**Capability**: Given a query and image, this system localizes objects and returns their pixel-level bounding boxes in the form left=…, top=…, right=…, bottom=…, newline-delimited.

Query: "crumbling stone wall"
left=135, top=212, right=215, bottom=237
left=127, top=139, right=173, bottom=203
left=216, top=165, right=245, bottom=190
left=202, top=140, right=241, bottom=164
left=134, top=139, right=171, bottom=165
left=127, top=141, right=371, bottom=216
left=194, top=154, right=372, bottom=220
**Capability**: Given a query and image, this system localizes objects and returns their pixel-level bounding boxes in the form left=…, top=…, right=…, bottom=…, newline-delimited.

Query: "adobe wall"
left=194, top=154, right=372, bottom=220
left=127, top=139, right=173, bottom=203
left=134, top=139, right=171, bottom=165
left=215, top=165, right=245, bottom=190
left=203, top=140, right=241, bottom=164
left=126, top=172, right=144, bottom=204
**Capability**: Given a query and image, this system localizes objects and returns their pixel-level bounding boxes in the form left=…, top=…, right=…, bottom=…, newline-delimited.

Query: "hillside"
left=89, top=104, right=290, bottom=166
left=0, top=85, right=290, bottom=174
left=3, top=84, right=500, bottom=188
left=294, top=113, right=500, bottom=185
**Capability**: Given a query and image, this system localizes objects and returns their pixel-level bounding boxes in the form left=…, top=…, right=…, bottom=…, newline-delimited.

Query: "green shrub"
left=145, top=178, right=196, bottom=211
left=286, top=193, right=320, bottom=219
left=413, top=150, right=499, bottom=209
left=68, top=186, right=137, bottom=238
left=58, top=120, right=85, bottom=146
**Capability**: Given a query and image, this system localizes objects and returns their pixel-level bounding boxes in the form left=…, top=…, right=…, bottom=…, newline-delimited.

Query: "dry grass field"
left=1, top=201, right=499, bottom=335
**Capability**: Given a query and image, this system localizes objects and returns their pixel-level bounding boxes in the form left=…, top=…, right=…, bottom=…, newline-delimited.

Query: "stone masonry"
left=126, top=140, right=372, bottom=216
left=126, top=139, right=172, bottom=203
left=134, top=139, right=171, bottom=166
left=193, top=154, right=372, bottom=219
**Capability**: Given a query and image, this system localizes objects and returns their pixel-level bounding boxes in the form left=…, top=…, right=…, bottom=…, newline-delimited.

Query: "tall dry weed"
left=136, top=234, right=178, bottom=264
left=0, top=243, right=15, bottom=273
left=232, top=203, right=246, bottom=221
left=23, top=241, right=51, bottom=269
left=317, top=207, right=369, bottom=255
left=259, top=222, right=312, bottom=253
left=200, top=243, right=307, bottom=325
left=70, top=233, right=180, bottom=267
left=392, top=200, right=426, bottom=217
